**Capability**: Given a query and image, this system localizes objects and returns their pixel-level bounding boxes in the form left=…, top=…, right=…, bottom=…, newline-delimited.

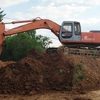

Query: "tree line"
left=0, top=8, right=52, bottom=61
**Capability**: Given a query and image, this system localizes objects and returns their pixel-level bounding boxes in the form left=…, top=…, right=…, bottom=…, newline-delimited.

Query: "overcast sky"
left=0, top=0, right=100, bottom=47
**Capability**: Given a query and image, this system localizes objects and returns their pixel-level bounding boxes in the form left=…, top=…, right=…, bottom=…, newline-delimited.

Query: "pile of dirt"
left=0, top=48, right=100, bottom=94
left=65, top=54, right=100, bottom=92
left=0, top=48, right=74, bottom=94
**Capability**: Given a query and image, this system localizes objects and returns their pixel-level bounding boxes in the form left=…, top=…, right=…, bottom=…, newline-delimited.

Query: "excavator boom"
left=0, top=18, right=61, bottom=53
left=4, top=19, right=60, bottom=36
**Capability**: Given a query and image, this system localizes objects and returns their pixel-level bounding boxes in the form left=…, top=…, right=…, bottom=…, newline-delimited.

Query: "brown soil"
left=0, top=48, right=74, bottom=94
left=0, top=60, right=5, bottom=68
left=0, top=48, right=100, bottom=99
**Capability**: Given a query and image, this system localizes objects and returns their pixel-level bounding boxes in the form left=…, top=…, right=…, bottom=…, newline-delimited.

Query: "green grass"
left=73, top=61, right=86, bottom=84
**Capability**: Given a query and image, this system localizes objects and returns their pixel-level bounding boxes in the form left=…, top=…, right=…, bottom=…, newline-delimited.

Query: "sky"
left=0, top=0, right=100, bottom=47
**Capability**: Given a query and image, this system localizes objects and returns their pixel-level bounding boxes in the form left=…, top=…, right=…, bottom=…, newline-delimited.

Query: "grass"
left=73, top=61, right=86, bottom=84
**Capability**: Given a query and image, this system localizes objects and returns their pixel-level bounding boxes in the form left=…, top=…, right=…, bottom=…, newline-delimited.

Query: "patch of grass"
left=73, top=61, right=86, bottom=84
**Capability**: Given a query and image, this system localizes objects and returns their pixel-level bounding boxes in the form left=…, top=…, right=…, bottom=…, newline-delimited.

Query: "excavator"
left=0, top=17, right=100, bottom=57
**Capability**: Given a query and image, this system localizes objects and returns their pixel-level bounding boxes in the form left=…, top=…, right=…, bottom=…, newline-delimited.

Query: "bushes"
left=0, top=31, right=52, bottom=61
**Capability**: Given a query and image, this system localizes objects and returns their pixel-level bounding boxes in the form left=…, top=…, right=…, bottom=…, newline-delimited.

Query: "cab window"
left=74, top=23, right=81, bottom=35
left=61, top=23, right=72, bottom=38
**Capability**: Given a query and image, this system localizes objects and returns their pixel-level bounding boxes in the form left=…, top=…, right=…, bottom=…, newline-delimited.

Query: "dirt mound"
left=0, top=48, right=74, bottom=94
left=0, top=48, right=100, bottom=95
left=65, top=54, right=100, bottom=92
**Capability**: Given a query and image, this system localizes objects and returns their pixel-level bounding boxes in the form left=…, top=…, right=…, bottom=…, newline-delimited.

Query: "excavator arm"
left=0, top=18, right=61, bottom=53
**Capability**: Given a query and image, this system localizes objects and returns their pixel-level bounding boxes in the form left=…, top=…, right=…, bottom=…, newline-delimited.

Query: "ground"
left=0, top=90, right=100, bottom=100
left=0, top=48, right=100, bottom=100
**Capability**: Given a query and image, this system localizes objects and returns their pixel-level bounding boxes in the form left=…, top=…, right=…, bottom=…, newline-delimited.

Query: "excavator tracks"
left=45, top=47, right=100, bottom=58
left=65, top=48, right=100, bottom=58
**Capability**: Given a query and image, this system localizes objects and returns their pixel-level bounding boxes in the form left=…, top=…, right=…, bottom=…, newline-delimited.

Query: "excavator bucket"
left=0, top=23, right=5, bottom=54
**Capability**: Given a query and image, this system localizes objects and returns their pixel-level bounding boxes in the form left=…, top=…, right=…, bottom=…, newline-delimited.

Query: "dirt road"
left=0, top=90, right=100, bottom=100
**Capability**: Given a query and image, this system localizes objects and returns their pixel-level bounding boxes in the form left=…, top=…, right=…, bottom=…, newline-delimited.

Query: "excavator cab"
left=59, top=21, right=81, bottom=42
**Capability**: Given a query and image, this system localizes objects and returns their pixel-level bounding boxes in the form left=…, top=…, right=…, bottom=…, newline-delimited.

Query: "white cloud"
left=13, top=12, right=27, bottom=20
left=28, top=4, right=88, bottom=22
left=80, top=18, right=100, bottom=25
left=41, top=0, right=100, bottom=5
left=82, top=0, right=100, bottom=5
left=1, top=0, right=99, bottom=8
left=0, top=0, right=29, bottom=7
left=79, top=18, right=100, bottom=31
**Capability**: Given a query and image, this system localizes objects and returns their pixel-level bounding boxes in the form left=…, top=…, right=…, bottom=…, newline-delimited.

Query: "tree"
left=0, top=30, right=52, bottom=61
left=0, top=8, right=6, bottom=22
left=36, top=35, right=52, bottom=48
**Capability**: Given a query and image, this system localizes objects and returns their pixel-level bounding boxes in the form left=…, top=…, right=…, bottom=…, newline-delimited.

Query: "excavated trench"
left=0, top=48, right=100, bottom=95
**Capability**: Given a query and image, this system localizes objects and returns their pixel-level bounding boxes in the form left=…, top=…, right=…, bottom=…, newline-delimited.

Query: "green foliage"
left=0, top=30, right=52, bottom=61
left=73, top=62, right=86, bottom=84
left=78, top=73, right=86, bottom=81
left=0, top=8, right=6, bottom=22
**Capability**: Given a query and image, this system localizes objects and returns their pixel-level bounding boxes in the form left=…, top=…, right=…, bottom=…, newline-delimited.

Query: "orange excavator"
left=0, top=17, right=100, bottom=57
